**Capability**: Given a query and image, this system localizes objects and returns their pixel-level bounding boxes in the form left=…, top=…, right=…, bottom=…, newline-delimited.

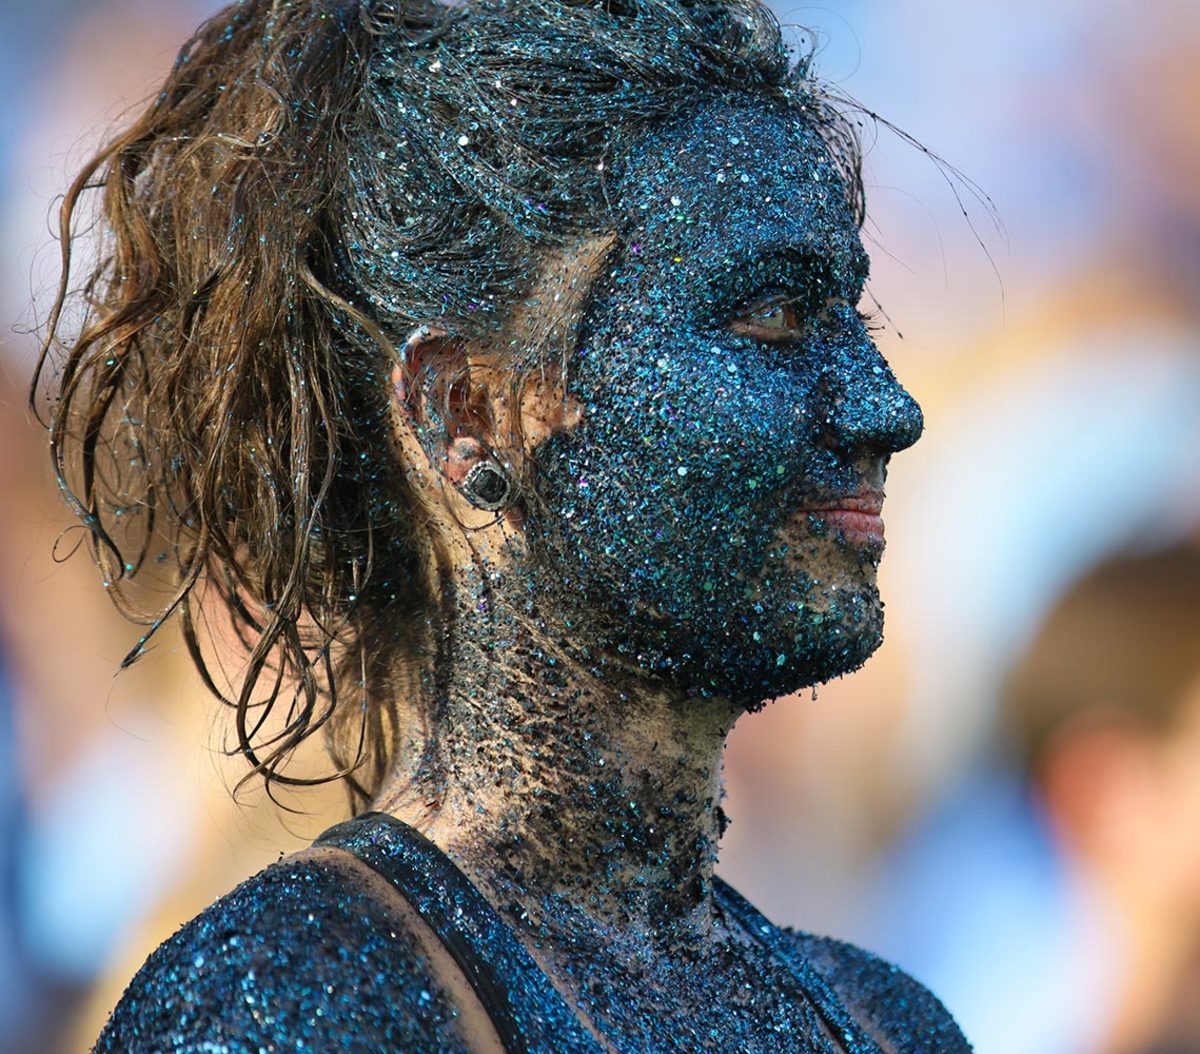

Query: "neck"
left=374, top=564, right=739, bottom=950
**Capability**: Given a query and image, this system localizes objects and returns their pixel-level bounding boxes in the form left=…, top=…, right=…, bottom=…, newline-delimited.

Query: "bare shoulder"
left=785, top=929, right=973, bottom=1054
left=92, top=847, right=485, bottom=1054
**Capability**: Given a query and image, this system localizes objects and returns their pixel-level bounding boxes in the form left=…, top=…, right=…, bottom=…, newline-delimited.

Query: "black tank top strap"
left=712, top=877, right=885, bottom=1054
left=315, top=812, right=604, bottom=1054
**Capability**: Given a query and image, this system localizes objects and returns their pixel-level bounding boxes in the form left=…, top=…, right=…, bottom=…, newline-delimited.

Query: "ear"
left=510, top=369, right=585, bottom=449
left=388, top=326, right=501, bottom=500
left=389, top=233, right=615, bottom=506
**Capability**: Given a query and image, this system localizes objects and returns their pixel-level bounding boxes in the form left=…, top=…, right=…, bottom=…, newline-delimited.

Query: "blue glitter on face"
left=526, top=100, right=923, bottom=705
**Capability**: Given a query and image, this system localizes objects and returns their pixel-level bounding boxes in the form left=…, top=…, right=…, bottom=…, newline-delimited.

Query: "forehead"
left=610, top=98, right=867, bottom=279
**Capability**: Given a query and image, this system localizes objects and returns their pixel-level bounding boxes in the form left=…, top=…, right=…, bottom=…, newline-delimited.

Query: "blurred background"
left=2, top=0, right=1199, bottom=1051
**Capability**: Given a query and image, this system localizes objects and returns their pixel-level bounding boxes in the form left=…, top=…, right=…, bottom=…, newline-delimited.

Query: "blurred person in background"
left=1004, top=544, right=1200, bottom=1054
left=869, top=543, right=1200, bottom=1054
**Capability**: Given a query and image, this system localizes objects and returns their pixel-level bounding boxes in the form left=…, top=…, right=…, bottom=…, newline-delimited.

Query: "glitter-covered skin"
left=360, top=101, right=958, bottom=1053
left=87, top=12, right=968, bottom=1054
left=526, top=98, right=923, bottom=705
left=93, top=846, right=482, bottom=1053
left=95, top=814, right=969, bottom=1053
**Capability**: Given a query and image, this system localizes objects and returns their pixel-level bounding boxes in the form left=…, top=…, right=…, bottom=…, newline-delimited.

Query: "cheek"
left=569, top=330, right=828, bottom=506
left=530, top=331, right=836, bottom=605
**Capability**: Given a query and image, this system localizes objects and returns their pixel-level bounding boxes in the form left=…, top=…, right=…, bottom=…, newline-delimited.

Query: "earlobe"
left=458, top=454, right=516, bottom=512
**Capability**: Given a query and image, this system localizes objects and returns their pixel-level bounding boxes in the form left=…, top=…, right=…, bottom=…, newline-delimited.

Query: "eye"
left=729, top=291, right=867, bottom=345
left=728, top=292, right=805, bottom=343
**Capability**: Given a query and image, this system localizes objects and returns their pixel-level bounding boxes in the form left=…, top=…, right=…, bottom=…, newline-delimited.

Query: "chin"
left=628, top=577, right=886, bottom=707
left=752, top=593, right=885, bottom=705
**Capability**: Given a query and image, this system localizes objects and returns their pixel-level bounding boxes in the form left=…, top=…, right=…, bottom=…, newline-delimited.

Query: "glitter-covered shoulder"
left=92, top=847, right=478, bottom=1053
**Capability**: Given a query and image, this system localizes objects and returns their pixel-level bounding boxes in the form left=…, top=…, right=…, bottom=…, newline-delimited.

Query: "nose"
left=816, top=332, right=924, bottom=458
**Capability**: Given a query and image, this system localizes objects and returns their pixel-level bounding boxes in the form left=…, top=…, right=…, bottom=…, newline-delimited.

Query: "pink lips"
left=796, top=493, right=885, bottom=547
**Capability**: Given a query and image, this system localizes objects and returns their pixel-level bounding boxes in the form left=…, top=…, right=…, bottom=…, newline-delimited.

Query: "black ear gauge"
left=459, top=458, right=514, bottom=512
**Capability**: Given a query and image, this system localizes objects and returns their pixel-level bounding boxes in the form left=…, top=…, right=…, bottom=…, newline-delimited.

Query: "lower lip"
left=805, top=509, right=885, bottom=547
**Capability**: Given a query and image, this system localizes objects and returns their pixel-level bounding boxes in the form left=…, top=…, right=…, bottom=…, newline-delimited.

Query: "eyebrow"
left=702, top=240, right=869, bottom=307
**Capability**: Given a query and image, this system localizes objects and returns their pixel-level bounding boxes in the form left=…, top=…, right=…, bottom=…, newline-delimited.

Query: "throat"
left=374, top=578, right=739, bottom=951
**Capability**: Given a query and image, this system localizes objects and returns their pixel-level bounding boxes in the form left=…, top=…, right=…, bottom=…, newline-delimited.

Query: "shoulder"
left=785, top=929, right=972, bottom=1054
left=93, top=847, right=477, bottom=1054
